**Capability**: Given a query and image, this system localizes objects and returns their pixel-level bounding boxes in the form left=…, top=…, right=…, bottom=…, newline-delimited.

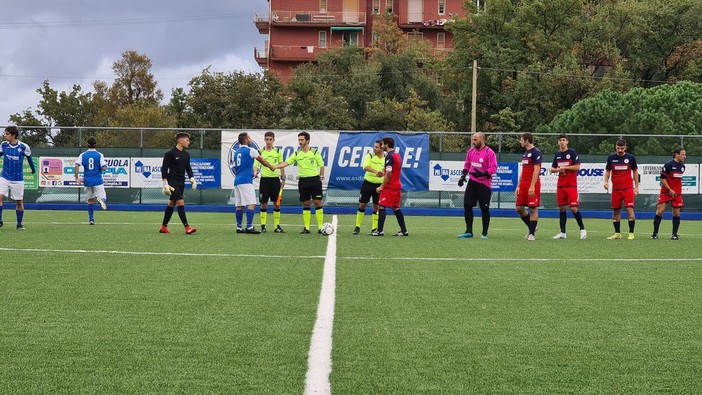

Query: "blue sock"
left=17, top=210, right=24, bottom=225
left=88, top=203, right=94, bottom=222
left=236, top=209, right=243, bottom=228
left=246, top=208, right=255, bottom=228
left=0, top=205, right=3, bottom=222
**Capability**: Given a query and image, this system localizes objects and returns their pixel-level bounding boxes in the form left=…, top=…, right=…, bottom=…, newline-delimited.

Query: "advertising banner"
left=638, top=163, right=699, bottom=194
left=538, top=163, right=607, bottom=193
left=40, top=157, right=130, bottom=187
left=131, top=158, right=163, bottom=188
left=330, top=132, right=429, bottom=191
left=221, top=131, right=429, bottom=191
left=429, top=161, right=518, bottom=193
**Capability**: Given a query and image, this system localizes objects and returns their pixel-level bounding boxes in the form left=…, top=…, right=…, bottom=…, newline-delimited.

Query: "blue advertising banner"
left=328, top=132, right=429, bottom=191
left=493, top=162, right=518, bottom=192
left=191, top=158, right=221, bottom=189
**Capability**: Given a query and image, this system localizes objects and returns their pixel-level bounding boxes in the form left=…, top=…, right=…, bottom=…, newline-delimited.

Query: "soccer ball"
left=320, top=222, right=334, bottom=235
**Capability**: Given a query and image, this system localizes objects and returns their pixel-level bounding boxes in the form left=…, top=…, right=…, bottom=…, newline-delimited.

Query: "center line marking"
left=304, top=215, right=337, bottom=395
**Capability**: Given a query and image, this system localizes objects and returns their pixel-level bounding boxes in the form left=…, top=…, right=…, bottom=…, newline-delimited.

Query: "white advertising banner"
left=220, top=131, right=338, bottom=190
left=638, top=163, right=699, bottom=194
left=538, top=163, right=607, bottom=193
left=130, top=158, right=164, bottom=188
left=39, top=157, right=130, bottom=187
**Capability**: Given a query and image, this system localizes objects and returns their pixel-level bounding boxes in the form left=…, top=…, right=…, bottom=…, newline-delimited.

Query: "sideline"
left=304, top=215, right=337, bottom=395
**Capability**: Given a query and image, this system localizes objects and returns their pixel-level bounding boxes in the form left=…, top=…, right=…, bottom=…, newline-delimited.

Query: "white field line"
left=304, top=215, right=338, bottom=395
left=1, top=247, right=700, bottom=263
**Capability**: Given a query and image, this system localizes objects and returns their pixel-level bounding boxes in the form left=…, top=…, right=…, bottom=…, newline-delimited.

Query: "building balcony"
left=270, top=45, right=332, bottom=62
left=254, top=13, right=269, bottom=34
left=254, top=47, right=268, bottom=67
left=271, top=10, right=366, bottom=25
left=397, top=12, right=458, bottom=29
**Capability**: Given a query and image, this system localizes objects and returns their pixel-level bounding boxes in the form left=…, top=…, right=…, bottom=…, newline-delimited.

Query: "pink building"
left=255, top=0, right=467, bottom=82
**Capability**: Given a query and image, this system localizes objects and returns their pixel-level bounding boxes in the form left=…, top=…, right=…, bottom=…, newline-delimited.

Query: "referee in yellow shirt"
left=258, top=131, right=286, bottom=233
left=353, top=140, right=385, bottom=235
left=274, top=132, right=325, bottom=234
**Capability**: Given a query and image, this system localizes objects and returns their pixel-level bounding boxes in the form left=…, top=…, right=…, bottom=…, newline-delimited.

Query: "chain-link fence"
left=6, top=127, right=702, bottom=211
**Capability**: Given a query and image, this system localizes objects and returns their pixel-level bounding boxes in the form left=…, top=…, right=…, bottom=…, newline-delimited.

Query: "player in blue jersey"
left=232, top=132, right=275, bottom=234
left=0, top=126, right=36, bottom=230
left=74, top=137, right=108, bottom=225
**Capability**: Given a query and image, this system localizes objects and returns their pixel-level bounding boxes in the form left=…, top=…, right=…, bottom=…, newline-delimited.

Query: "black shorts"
left=259, top=177, right=282, bottom=203
left=169, top=183, right=185, bottom=201
left=298, top=176, right=323, bottom=202
left=464, top=180, right=492, bottom=209
left=359, top=180, right=381, bottom=205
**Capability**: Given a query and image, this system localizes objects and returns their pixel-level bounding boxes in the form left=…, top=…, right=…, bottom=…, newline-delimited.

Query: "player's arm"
left=256, top=155, right=274, bottom=171
left=632, top=168, right=639, bottom=195
left=316, top=151, right=325, bottom=180
left=529, top=164, right=540, bottom=195
left=603, top=165, right=611, bottom=191
left=26, top=154, right=36, bottom=174
left=549, top=156, right=560, bottom=174
left=485, top=150, right=498, bottom=176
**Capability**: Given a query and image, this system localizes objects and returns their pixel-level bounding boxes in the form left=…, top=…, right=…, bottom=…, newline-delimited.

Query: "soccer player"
left=515, top=132, right=541, bottom=241
left=74, top=137, right=108, bottom=225
left=233, top=132, right=275, bottom=234
left=604, top=139, right=639, bottom=240
left=549, top=134, right=587, bottom=240
left=257, top=132, right=286, bottom=233
left=274, top=132, right=325, bottom=234
left=159, top=132, right=197, bottom=235
left=0, top=126, right=36, bottom=230
left=353, top=139, right=385, bottom=235
left=651, top=147, right=686, bottom=240
left=372, top=137, right=408, bottom=236
left=457, top=132, right=497, bottom=239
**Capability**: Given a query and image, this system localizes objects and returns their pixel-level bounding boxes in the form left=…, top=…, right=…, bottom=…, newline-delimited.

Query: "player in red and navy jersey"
left=515, top=132, right=541, bottom=241
left=651, top=147, right=686, bottom=240
left=603, top=139, right=639, bottom=240
left=549, top=134, right=587, bottom=240
left=372, top=137, right=408, bottom=237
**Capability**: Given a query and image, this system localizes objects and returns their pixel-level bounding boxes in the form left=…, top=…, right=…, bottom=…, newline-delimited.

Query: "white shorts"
left=234, top=184, right=257, bottom=207
left=84, top=185, right=107, bottom=202
left=0, top=177, right=25, bottom=200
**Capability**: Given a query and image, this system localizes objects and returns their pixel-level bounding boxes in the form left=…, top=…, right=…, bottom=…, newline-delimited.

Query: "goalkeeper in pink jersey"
left=457, top=132, right=497, bottom=239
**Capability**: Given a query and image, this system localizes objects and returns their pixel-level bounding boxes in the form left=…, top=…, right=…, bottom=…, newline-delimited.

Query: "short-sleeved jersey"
left=551, top=148, right=580, bottom=188
left=384, top=151, right=402, bottom=190
left=363, top=153, right=385, bottom=184
left=161, top=147, right=193, bottom=185
left=233, top=146, right=259, bottom=186
left=660, top=159, right=685, bottom=194
left=0, top=140, right=32, bottom=181
left=519, top=146, right=542, bottom=187
left=606, top=153, right=637, bottom=190
left=76, top=149, right=107, bottom=187
left=464, top=145, right=498, bottom=189
left=285, top=148, right=324, bottom=178
left=258, top=147, right=283, bottom=178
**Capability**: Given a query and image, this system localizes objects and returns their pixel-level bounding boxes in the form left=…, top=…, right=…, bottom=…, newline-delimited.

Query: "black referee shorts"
left=259, top=177, right=282, bottom=203
left=298, top=176, right=323, bottom=202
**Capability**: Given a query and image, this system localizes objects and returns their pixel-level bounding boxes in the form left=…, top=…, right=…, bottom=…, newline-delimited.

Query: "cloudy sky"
left=0, top=0, right=268, bottom=124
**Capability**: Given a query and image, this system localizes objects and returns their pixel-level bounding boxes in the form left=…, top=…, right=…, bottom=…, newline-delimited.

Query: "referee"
left=273, top=132, right=325, bottom=234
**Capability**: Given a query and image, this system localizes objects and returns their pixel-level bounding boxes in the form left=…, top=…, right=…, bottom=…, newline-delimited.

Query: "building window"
left=438, top=0, right=446, bottom=15
left=437, top=33, right=445, bottom=50
left=342, top=31, right=359, bottom=46
left=372, top=0, right=380, bottom=14
left=385, top=0, right=393, bottom=14
left=319, top=31, right=327, bottom=48
left=407, top=31, right=423, bottom=41
left=320, top=0, right=327, bottom=13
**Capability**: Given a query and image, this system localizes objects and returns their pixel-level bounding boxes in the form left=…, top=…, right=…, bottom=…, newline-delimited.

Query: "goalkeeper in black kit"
left=160, top=132, right=198, bottom=234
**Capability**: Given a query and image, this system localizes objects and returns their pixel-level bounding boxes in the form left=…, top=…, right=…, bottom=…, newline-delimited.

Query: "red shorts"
left=516, top=184, right=541, bottom=207
left=379, top=188, right=402, bottom=209
left=556, top=186, right=579, bottom=207
left=611, top=188, right=635, bottom=209
left=658, top=194, right=684, bottom=208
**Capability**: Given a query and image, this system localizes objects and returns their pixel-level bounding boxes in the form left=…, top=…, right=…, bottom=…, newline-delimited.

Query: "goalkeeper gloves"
left=458, top=177, right=466, bottom=187
left=162, top=182, right=175, bottom=196
left=190, top=177, right=197, bottom=190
